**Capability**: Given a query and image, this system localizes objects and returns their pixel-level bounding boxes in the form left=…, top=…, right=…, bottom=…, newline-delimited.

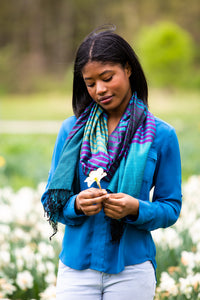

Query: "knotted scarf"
left=42, top=92, right=156, bottom=241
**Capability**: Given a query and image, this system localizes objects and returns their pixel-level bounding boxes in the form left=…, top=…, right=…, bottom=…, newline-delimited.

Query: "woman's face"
left=82, top=61, right=132, bottom=117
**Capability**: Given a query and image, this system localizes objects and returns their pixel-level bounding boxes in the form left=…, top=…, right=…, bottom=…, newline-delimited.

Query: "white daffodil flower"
left=84, top=167, right=107, bottom=190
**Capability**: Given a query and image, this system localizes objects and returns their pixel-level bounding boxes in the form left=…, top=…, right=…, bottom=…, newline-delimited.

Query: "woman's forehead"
left=82, top=61, right=122, bottom=76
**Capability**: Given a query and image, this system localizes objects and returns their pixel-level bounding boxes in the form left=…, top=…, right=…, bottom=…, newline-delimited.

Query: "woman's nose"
left=96, top=81, right=107, bottom=95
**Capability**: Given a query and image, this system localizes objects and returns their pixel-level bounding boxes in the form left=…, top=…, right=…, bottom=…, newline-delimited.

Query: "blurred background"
left=0, top=0, right=200, bottom=189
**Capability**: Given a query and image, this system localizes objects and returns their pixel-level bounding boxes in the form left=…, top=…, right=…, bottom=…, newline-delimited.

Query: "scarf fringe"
left=110, top=219, right=126, bottom=243
left=44, top=188, right=74, bottom=240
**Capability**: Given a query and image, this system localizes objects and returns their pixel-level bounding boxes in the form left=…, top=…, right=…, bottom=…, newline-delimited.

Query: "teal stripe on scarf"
left=83, top=104, right=108, bottom=154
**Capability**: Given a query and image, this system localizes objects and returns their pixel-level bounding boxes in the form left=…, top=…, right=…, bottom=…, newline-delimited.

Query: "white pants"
left=56, top=260, right=156, bottom=300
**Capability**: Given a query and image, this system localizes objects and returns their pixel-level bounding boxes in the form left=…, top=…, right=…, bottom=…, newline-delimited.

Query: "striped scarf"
left=71, top=93, right=155, bottom=180
left=43, top=92, right=156, bottom=240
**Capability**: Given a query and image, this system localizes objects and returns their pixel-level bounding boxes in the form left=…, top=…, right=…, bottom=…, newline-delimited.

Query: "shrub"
left=136, top=21, right=195, bottom=88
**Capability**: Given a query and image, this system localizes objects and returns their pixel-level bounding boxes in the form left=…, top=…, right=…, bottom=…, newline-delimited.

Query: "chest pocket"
left=141, top=149, right=157, bottom=199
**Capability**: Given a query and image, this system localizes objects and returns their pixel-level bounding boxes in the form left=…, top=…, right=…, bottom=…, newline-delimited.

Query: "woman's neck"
left=107, top=114, right=121, bottom=136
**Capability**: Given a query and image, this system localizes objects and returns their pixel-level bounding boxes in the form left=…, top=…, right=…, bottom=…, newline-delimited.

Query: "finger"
left=106, top=193, right=124, bottom=199
left=83, top=203, right=103, bottom=216
left=104, top=197, right=123, bottom=207
left=82, top=188, right=107, bottom=199
left=104, top=207, right=121, bottom=219
left=88, top=188, right=107, bottom=198
left=104, top=205, right=123, bottom=216
left=80, top=195, right=106, bottom=207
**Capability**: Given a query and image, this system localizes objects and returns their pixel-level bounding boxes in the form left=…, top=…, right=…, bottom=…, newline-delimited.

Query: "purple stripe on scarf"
left=79, top=93, right=156, bottom=179
left=107, top=145, right=121, bottom=151
left=132, top=133, right=156, bottom=141
left=134, top=129, right=156, bottom=138
left=81, top=151, right=110, bottom=161
left=132, top=139, right=155, bottom=144
left=84, top=160, right=108, bottom=169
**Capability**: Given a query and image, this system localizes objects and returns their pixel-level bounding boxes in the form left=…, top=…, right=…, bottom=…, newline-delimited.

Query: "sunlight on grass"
left=1, top=93, right=73, bottom=120
left=149, top=89, right=200, bottom=182
left=149, top=89, right=200, bottom=117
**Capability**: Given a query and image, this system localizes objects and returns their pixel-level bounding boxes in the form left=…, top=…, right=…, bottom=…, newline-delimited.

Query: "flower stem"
left=95, top=179, right=102, bottom=190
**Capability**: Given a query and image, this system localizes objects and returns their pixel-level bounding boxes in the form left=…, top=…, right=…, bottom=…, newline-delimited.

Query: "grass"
left=0, top=89, right=199, bottom=189
left=149, top=89, right=200, bottom=182
left=0, top=134, right=57, bottom=190
left=0, top=92, right=73, bottom=120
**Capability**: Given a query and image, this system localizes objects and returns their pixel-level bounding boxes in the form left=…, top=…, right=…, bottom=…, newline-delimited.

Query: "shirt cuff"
left=63, top=195, right=85, bottom=219
left=124, top=199, right=151, bottom=225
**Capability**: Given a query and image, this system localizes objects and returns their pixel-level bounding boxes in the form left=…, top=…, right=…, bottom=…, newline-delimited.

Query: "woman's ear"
left=125, top=62, right=132, bottom=77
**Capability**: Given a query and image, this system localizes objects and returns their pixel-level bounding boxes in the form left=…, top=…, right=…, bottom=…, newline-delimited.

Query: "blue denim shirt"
left=41, top=115, right=182, bottom=274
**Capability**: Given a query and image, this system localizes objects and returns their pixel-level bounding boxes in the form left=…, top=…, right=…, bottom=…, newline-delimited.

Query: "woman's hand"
left=103, top=193, right=139, bottom=219
left=75, top=188, right=107, bottom=216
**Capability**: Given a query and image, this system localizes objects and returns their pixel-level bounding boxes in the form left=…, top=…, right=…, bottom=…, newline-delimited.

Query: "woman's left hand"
left=103, top=193, right=139, bottom=219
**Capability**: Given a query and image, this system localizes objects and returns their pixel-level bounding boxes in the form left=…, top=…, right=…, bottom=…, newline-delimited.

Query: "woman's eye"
left=86, top=83, right=95, bottom=88
left=104, top=76, right=112, bottom=82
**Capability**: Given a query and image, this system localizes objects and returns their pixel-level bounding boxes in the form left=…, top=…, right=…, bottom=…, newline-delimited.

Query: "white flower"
left=46, top=262, right=55, bottom=273
left=152, top=227, right=182, bottom=250
left=39, top=285, right=56, bottom=300
left=179, top=276, right=194, bottom=298
left=38, top=242, right=55, bottom=259
left=15, top=245, right=35, bottom=270
left=189, top=219, right=200, bottom=244
left=10, top=187, right=36, bottom=222
left=159, top=272, right=178, bottom=296
left=37, top=262, right=46, bottom=274
left=16, top=270, right=34, bottom=290
left=0, top=251, right=10, bottom=267
left=16, top=258, right=24, bottom=271
left=12, top=228, right=31, bottom=243
left=181, top=251, right=196, bottom=272
left=84, top=167, right=107, bottom=189
left=45, top=273, right=56, bottom=285
left=0, top=204, right=13, bottom=223
left=0, top=278, right=16, bottom=296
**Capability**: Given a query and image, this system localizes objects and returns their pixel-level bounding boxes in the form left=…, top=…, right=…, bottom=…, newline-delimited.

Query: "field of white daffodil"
left=0, top=175, right=200, bottom=299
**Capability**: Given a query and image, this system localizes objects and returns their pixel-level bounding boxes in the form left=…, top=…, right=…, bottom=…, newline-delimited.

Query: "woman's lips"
left=99, top=96, right=113, bottom=104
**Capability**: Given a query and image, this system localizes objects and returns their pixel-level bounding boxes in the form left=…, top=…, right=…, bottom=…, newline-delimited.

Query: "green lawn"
left=0, top=89, right=199, bottom=189
left=0, top=92, right=73, bottom=120
left=0, top=134, right=57, bottom=189
left=149, top=89, right=200, bottom=182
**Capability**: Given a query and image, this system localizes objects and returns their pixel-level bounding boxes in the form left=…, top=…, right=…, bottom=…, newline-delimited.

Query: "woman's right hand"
left=75, top=188, right=107, bottom=216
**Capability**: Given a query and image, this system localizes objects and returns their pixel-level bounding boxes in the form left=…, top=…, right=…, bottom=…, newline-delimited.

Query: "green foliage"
left=0, top=1, right=200, bottom=93
left=136, top=22, right=195, bottom=88
left=149, top=89, right=200, bottom=182
left=0, top=134, right=57, bottom=190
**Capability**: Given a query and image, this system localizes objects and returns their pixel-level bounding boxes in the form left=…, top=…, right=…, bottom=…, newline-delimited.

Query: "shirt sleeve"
left=41, top=117, right=87, bottom=226
left=125, top=126, right=182, bottom=231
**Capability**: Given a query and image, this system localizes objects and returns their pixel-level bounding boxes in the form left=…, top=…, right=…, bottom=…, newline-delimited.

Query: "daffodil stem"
left=95, top=179, right=102, bottom=190
left=97, top=183, right=102, bottom=190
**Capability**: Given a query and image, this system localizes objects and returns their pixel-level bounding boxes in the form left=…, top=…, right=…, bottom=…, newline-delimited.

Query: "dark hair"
left=72, top=27, right=148, bottom=117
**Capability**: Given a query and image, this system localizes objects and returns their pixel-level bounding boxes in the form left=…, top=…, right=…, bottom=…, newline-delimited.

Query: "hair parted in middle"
left=72, top=25, right=148, bottom=117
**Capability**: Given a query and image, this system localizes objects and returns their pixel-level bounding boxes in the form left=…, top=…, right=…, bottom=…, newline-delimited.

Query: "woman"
left=41, top=25, right=182, bottom=300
